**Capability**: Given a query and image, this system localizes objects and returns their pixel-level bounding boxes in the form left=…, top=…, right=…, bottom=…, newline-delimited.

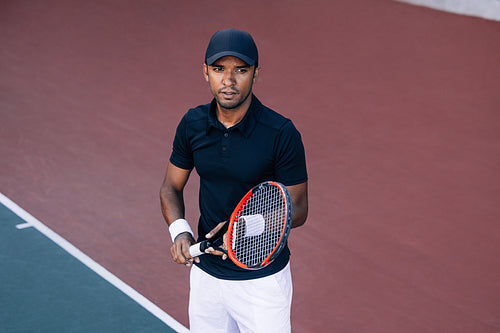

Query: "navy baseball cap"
left=205, top=29, right=258, bottom=66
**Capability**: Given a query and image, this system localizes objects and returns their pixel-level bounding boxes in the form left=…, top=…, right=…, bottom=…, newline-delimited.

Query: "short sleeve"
left=169, top=115, right=194, bottom=170
left=274, top=120, right=308, bottom=186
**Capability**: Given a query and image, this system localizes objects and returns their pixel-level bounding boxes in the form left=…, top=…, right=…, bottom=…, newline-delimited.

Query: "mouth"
left=219, top=90, right=238, bottom=99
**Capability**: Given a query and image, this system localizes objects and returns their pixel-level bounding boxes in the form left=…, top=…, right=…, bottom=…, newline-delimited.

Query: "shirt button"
left=222, top=146, right=227, bottom=151
left=224, top=132, right=229, bottom=137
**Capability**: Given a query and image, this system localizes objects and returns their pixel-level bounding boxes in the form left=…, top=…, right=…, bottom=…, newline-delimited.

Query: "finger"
left=180, top=240, right=194, bottom=266
left=205, top=247, right=227, bottom=259
left=206, top=221, right=227, bottom=238
left=171, top=235, right=194, bottom=265
left=171, top=244, right=183, bottom=264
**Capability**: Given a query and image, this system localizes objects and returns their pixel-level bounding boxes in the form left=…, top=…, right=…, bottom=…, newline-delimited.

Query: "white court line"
left=16, top=222, right=33, bottom=229
left=0, top=192, right=189, bottom=333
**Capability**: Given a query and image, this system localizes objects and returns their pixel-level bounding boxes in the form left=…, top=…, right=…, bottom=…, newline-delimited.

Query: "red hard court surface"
left=1, top=1, right=499, bottom=332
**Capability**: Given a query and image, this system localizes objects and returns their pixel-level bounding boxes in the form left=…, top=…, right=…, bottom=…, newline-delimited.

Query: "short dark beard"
left=216, top=88, right=252, bottom=111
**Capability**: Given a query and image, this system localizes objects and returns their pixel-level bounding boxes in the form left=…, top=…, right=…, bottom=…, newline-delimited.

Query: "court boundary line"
left=0, top=192, right=189, bottom=333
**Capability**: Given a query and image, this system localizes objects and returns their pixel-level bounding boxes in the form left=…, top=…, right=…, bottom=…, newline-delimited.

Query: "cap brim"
left=206, top=51, right=256, bottom=66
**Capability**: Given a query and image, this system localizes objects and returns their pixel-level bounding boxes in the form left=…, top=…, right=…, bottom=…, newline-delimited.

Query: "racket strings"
left=232, top=185, right=286, bottom=268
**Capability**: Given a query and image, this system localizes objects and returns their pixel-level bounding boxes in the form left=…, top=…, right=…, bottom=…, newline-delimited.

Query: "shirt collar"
left=207, top=95, right=261, bottom=138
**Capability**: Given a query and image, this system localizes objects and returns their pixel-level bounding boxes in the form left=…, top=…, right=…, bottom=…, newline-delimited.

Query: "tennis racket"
left=189, top=181, right=292, bottom=270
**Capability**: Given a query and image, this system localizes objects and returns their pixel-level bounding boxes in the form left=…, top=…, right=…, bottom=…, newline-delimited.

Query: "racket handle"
left=189, top=240, right=209, bottom=257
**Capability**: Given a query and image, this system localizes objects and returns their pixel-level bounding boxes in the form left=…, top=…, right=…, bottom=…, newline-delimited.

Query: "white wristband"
left=169, top=219, right=194, bottom=243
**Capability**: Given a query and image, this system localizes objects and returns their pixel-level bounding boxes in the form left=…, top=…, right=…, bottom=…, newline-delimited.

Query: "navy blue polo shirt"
left=169, top=95, right=307, bottom=280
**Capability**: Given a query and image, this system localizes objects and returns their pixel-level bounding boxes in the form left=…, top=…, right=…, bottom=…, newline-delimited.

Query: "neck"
left=217, top=94, right=253, bottom=128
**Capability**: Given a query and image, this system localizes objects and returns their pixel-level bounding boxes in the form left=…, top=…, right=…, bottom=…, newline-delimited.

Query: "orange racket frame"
left=226, top=181, right=292, bottom=269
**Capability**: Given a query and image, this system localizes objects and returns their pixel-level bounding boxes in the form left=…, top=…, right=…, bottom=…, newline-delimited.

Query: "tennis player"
left=160, top=28, right=308, bottom=332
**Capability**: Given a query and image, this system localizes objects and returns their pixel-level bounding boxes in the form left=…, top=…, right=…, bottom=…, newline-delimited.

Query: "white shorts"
left=189, top=262, right=293, bottom=333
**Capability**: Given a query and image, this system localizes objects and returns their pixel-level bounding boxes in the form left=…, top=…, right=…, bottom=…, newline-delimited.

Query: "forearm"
left=159, top=162, right=192, bottom=226
left=160, top=163, right=196, bottom=265
left=292, top=202, right=308, bottom=228
left=160, top=183, right=186, bottom=226
left=288, top=182, right=308, bottom=228
left=163, top=188, right=196, bottom=265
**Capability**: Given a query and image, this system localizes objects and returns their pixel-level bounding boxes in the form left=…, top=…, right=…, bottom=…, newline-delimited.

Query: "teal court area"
left=0, top=198, right=184, bottom=333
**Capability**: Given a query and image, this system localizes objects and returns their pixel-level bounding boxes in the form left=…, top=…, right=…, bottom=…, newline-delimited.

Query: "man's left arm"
left=287, top=181, right=308, bottom=228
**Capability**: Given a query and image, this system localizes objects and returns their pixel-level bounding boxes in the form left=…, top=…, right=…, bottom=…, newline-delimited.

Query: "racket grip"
left=189, top=240, right=209, bottom=257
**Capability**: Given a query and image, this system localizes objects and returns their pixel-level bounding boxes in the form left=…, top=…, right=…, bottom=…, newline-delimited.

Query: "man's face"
left=203, top=56, right=260, bottom=111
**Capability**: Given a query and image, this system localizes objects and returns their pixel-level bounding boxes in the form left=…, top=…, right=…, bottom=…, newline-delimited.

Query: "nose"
left=222, top=70, right=236, bottom=86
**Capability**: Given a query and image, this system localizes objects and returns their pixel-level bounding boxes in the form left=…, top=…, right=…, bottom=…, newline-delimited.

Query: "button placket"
left=221, top=130, right=230, bottom=154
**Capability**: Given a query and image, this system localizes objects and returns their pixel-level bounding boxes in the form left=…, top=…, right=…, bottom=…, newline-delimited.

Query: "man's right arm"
left=160, top=162, right=196, bottom=265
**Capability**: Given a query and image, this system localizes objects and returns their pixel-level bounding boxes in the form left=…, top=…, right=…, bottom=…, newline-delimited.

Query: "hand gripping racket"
left=189, top=181, right=293, bottom=270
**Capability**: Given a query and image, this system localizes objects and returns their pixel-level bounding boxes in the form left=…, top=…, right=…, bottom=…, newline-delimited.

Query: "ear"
left=203, top=64, right=209, bottom=82
left=253, top=66, right=261, bottom=84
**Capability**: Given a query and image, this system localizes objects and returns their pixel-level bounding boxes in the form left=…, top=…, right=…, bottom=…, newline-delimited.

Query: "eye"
left=236, top=68, right=248, bottom=73
left=212, top=66, right=223, bottom=72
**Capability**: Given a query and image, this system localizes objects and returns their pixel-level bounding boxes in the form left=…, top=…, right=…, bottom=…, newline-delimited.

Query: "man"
left=160, top=28, right=308, bottom=332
